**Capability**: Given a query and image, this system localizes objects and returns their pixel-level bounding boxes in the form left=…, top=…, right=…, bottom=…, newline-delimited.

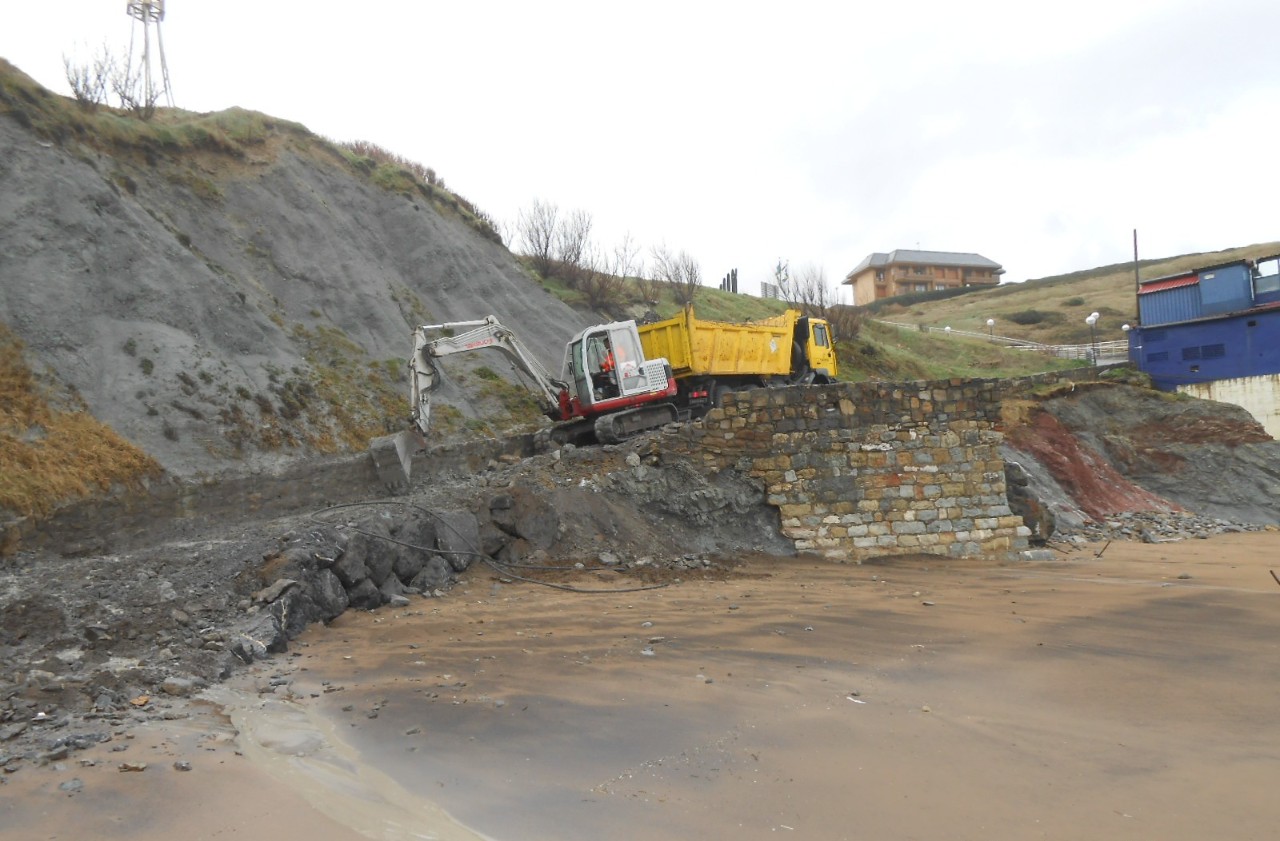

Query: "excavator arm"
left=408, top=317, right=568, bottom=435
left=370, top=316, right=568, bottom=490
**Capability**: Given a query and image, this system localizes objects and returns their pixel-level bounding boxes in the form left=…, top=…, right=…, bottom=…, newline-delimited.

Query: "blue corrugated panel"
left=1139, top=285, right=1201, bottom=326
left=1198, top=264, right=1253, bottom=316
left=1133, top=308, right=1280, bottom=390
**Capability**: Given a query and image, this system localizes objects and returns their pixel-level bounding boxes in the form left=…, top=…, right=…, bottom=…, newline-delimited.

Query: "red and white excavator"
left=370, top=315, right=678, bottom=488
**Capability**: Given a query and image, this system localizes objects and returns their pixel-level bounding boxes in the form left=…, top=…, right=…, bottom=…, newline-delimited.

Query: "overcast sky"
left=5, top=1, right=1279, bottom=299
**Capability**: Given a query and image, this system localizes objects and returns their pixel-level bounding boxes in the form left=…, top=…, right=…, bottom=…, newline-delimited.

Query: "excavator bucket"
left=369, top=429, right=424, bottom=493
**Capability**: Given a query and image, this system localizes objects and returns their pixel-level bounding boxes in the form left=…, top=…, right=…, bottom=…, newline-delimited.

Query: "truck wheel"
left=790, top=342, right=810, bottom=383
left=712, top=383, right=733, bottom=408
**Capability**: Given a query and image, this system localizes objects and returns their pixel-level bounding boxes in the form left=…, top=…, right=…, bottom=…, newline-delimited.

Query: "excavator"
left=369, top=316, right=679, bottom=488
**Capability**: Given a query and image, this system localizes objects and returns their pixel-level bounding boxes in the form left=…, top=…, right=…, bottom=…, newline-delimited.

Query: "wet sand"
left=5, top=532, right=1280, bottom=840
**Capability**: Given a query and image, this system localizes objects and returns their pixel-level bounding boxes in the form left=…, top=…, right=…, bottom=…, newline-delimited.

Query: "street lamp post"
left=986, top=318, right=995, bottom=340
left=1086, top=312, right=1099, bottom=363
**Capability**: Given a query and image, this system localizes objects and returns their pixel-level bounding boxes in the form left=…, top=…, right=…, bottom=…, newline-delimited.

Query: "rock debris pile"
left=1066, top=511, right=1272, bottom=544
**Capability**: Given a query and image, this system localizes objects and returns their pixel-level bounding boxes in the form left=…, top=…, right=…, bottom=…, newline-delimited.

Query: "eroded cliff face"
left=0, top=87, right=587, bottom=480
left=1004, top=383, right=1280, bottom=527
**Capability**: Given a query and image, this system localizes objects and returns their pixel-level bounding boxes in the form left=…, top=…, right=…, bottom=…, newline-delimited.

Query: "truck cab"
left=795, top=316, right=839, bottom=381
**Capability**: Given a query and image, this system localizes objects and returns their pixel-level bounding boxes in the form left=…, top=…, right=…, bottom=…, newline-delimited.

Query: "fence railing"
left=872, top=320, right=1130, bottom=365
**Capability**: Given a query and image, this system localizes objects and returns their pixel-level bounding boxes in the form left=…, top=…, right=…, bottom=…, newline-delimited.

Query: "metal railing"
left=872, top=320, right=1130, bottom=365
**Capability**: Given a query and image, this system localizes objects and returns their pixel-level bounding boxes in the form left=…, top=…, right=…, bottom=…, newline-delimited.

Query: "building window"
left=914, top=283, right=928, bottom=292
left=875, top=270, right=885, bottom=282
left=1257, top=258, right=1280, bottom=295
left=913, top=266, right=926, bottom=276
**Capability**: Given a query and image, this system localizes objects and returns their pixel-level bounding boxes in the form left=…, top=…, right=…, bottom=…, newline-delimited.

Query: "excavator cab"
left=564, top=322, right=674, bottom=413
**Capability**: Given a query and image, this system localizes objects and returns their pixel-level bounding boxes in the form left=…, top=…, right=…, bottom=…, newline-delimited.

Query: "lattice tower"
left=126, top=0, right=173, bottom=108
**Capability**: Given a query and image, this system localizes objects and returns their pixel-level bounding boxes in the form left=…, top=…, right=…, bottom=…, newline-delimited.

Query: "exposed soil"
left=1003, top=383, right=1280, bottom=527
left=1005, top=408, right=1181, bottom=520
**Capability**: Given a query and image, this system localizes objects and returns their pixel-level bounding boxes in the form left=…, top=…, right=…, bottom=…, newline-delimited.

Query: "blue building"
left=1129, top=254, right=1280, bottom=437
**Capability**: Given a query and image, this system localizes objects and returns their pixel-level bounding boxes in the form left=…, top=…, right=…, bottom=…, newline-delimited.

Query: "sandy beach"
left=5, top=531, right=1279, bottom=840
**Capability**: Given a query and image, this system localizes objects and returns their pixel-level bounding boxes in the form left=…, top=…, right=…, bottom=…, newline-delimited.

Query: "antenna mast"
left=126, top=0, right=174, bottom=108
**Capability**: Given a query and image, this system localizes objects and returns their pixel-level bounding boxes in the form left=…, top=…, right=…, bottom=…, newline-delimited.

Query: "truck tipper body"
left=636, top=307, right=838, bottom=414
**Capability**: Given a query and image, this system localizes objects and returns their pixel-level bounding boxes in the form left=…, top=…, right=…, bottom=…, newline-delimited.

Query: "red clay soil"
left=1005, top=409, right=1183, bottom=520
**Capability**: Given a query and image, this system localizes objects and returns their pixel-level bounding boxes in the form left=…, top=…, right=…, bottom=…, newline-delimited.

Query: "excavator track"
left=593, top=402, right=680, bottom=445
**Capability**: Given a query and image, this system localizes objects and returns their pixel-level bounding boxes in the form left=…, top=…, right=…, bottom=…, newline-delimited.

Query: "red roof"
left=1138, top=274, right=1199, bottom=295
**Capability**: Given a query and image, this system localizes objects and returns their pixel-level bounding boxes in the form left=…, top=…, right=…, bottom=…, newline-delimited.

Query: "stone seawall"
left=665, top=376, right=1076, bottom=561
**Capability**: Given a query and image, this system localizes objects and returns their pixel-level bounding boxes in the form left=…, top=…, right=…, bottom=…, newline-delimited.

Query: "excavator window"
left=587, top=335, right=618, bottom=399
left=611, top=329, right=644, bottom=394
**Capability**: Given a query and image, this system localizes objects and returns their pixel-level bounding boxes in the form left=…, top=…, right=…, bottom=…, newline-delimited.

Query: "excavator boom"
left=370, top=316, right=569, bottom=490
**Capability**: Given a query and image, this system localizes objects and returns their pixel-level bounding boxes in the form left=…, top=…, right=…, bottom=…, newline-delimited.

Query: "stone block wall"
left=668, top=379, right=1038, bottom=561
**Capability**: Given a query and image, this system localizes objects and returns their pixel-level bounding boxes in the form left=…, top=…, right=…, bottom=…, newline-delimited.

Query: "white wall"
left=1179, top=373, right=1280, bottom=440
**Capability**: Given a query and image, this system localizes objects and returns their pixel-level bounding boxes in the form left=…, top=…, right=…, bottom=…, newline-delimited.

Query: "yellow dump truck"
left=636, top=307, right=838, bottom=415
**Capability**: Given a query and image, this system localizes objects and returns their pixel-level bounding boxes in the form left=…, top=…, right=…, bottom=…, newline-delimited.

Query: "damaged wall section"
left=670, top=380, right=1032, bottom=561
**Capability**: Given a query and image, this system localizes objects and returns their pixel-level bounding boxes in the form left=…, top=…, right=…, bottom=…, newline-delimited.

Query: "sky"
left=4, top=0, right=1279, bottom=300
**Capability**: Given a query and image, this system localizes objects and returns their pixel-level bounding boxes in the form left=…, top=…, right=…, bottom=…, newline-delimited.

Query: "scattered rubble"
left=1066, top=511, right=1271, bottom=544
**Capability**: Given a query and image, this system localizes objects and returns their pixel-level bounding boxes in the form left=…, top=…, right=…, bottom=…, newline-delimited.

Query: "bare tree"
left=611, top=232, right=643, bottom=281
left=825, top=304, right=864, bottom=343
left=785, top=263, right=835, bottom=314
left=651, top=245, right=702, bottom=308
left=779, top=261, right=862, bottom=341
left=63, top=45, right=111, bottom=111
left=109, top=59, right=160, bottom=120
left=516, top=199, right=559, bottom=278
left=578, top=245, right=625, bottom=312
left=610, top=232, right=655, bottom=304
left=554, top=208, right=593, bottom=271
left=494, top=217, right=517, bottom=249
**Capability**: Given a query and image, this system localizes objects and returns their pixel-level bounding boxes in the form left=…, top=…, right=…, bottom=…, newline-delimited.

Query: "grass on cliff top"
left=0, top=59, right=308, bottom=158
left=0, top=59, right=499, bottom=238
left=0, top=325, right=161, bottom=519
left=838, top=320, right=1087, bottom=382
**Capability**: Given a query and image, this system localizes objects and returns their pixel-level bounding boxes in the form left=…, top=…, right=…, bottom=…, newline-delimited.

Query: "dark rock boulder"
left=331, top=549, right=370, bottom=589
left=343, top=521, right=396, bottom=587
left=408, top=555, right=453, bottom=593
left=228, top=608, right=289, bottom=663
left=305, top=570, right=350, bottom=622
left=346, top=578, right=383, bottom=611
left=391, top=511, right=437, bottom=582
left=378, top=576, right=411, bottom=603
left=435, top=509, right=481, bottom=572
